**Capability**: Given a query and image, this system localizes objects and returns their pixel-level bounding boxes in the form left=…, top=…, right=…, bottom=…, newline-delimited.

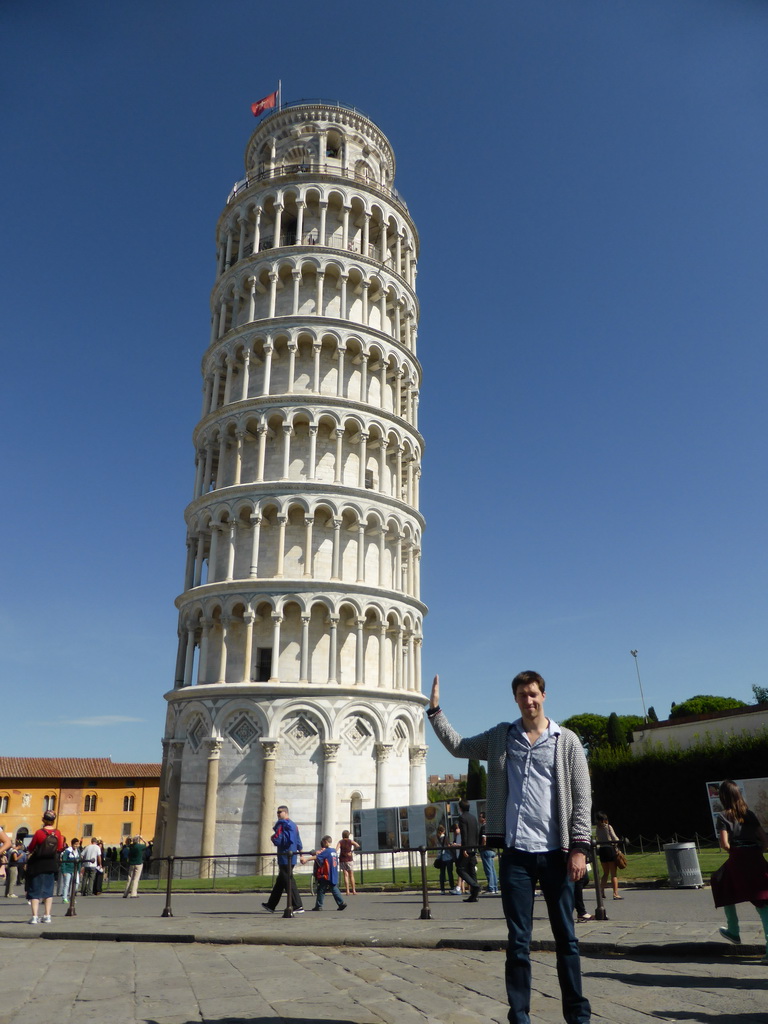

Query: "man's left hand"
left=567, top=850, right=587, bottom=881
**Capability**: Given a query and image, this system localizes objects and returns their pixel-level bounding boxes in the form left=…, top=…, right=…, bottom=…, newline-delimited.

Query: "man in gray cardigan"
left=427, top=671, right=591, bottom=1024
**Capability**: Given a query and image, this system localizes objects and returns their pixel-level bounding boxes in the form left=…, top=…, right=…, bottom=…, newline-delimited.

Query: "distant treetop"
left=669, top=695, right=746, bottom=719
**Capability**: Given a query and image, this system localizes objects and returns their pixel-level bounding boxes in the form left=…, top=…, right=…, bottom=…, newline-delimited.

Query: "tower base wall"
left=156, top=684, right=427, bottom=871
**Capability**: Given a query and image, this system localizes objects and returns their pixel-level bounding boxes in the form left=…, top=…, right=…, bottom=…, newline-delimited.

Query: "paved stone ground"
left=0, top=938, right=766, bottom=1024
left=1, top=886, right=767, bottom=956
left=1, top=888, right=766, bottom=1023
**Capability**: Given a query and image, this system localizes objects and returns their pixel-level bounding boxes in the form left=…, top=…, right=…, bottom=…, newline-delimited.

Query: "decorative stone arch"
left=353, top=158, right=375, bottom=184
left=293, top=252, right=323, bottom=275
left=231, top=496, right=258, bottom=522
left=274, top=701, right=331, bottom=748
left=282, top=144, right=314, bottom=169
left=337, top=707, right=383, bottom=792
left=176, top=702, right=214, bottom=748
left=217, top=701, right=266, bottom=754
left=337, top=703, right=385, bottom=745
left=388, top=710, right=417, bottom=750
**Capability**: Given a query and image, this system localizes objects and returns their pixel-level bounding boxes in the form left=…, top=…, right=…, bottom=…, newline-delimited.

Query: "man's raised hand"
left=430, top=674, right=440, bottom=709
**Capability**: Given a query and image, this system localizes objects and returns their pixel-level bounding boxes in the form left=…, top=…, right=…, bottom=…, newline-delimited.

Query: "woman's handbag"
left=615, top=848, right=627, bottom=870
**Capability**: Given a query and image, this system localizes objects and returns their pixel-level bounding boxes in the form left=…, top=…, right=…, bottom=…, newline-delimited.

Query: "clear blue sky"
left=2, top=0, right=766, bottom=778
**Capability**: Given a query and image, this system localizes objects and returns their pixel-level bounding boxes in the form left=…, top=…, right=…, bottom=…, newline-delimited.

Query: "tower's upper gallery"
left=247, top=102, right=394, bottom=188
left=228, top=102, right=414, bottom=227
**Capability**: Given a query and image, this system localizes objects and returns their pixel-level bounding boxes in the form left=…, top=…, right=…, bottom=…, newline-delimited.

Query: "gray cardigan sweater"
left=429, top=710, right=592, bottom=853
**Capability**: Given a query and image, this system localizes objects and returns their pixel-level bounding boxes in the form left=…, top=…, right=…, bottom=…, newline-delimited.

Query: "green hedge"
left=589, top=730, right=768, bottom=838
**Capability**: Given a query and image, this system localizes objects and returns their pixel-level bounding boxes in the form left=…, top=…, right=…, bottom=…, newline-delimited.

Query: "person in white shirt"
left=80, top=840, right=102, bottom=895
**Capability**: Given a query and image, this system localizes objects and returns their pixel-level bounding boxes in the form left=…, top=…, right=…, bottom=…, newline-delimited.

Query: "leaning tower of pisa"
left=155, top=101, right=427, bottom=867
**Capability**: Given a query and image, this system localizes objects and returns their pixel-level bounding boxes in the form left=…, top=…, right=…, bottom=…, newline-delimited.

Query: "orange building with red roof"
left=0, top=757, right=161, bottom=844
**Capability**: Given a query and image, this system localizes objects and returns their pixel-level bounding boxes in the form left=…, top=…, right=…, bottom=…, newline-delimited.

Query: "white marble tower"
left=155, top=101, right=427, bottom=868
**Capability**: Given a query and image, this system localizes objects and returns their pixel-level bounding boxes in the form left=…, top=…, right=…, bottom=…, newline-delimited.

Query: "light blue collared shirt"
left=505, top=718, right=561, bottom=852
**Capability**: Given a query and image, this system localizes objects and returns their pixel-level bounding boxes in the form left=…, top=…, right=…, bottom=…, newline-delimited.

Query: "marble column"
left=242, top=610, right=255, bottom=682
left=408, top=745, right=428, bottom=804
left=299, top=614, right=311, bottom=682
left=374, top=742, right=393, bottom=809
left=321, top=742, right=341, bottom=838
left=258, top=739, right=279, bottom=874
left=197, top=619, right=212, bottom=684
left=327, top=616, right=339, bottom=684
left=199, top=738, right=223, bottom=878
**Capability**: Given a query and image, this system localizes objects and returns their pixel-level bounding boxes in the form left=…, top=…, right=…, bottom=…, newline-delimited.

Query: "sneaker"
left=450, top=887, right=461, bottom=895
left=577, top=914, right=593, bottom=922
left=29, top=916, right=39, bottom=925
left=42, top=915, right=52, bottom=924
left=310, top=906, right=322, bottom=911
left=8, top=893, right=17, bottom=898
left=293, top=907, right=305, bottom=914
left=719, top=927, right=741, bottom=945
left=338, top=902, right=347, bottom=911
left=62, top=898, right=69, bottom=904
left=261, top=903, right=275, bottom=913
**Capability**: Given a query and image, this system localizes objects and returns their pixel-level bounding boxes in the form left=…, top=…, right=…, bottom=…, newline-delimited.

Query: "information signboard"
left=705, top=777, right=768, bottom=831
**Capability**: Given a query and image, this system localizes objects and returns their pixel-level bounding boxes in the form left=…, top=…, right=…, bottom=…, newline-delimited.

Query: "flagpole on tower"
left=278, top=80, right=282, bottom=111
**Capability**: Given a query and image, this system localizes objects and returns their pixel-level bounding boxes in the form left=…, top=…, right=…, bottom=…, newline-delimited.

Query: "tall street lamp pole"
left=630, top=650, right=648, bottom=722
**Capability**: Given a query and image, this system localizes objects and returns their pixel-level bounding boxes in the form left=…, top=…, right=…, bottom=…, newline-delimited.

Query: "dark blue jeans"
left=499, top=849, right=590, bottom=1024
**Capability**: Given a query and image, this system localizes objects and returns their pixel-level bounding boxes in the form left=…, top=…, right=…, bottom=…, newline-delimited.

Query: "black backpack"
left=42, top=831, right=59, bottom=856
left=33, top=830, right=60, bottom=862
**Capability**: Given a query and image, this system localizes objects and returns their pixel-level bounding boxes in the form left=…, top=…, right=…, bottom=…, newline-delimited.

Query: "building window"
left=123, top=795, right=135, bottom=812
left=0, top=795, right=8, bottom=814
left=122, top=822, right=133, bottom=837
left=43, top=794, right=56, bottom=813
left=84, top=794, right=97, bottom=813
left=82, top=824, right=93, bottom=838
left=255, top=647, right=272, bottom=682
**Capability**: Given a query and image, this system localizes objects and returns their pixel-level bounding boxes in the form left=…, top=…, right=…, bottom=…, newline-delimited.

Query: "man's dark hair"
left=512, top=670, right=546, bottom=696
left=458, top=799, right=470, bottom=812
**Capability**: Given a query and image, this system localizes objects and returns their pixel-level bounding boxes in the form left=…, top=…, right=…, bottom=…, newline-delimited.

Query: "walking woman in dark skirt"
left=711, top=779, right=768, bottom=963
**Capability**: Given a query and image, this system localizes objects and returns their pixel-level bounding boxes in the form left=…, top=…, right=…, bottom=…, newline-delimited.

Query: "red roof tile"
left=0, top=757, right=161, bottom=780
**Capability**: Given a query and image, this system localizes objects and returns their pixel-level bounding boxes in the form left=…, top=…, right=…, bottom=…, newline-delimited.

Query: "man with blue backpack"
left=303, top=835, right=347, bottom=911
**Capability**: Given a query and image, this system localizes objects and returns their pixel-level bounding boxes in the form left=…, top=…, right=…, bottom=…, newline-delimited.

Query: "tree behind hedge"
left=669, top=695, right=746, bottom=719
left=607, top=712, right=626, bottom=749
left=466, top=759, right=487, bottom=799
left=589, top=730, right=768, bottom=839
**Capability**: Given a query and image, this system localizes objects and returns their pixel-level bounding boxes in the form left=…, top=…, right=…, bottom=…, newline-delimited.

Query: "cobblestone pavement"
left=1, top=887, right=767, bottom=957
left=1, top=938, right=766, bottom=1024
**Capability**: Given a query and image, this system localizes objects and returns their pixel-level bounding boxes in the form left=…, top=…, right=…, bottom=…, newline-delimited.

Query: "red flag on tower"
left=251, top=91, right=277, bottom=117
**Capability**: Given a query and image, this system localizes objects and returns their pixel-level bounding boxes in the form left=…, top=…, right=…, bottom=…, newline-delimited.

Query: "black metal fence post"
left=161, top=857, right=174, bottom=917
left=591, top=843, right=607, bottom=921
left=417, top=847, right=431, bottom=920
